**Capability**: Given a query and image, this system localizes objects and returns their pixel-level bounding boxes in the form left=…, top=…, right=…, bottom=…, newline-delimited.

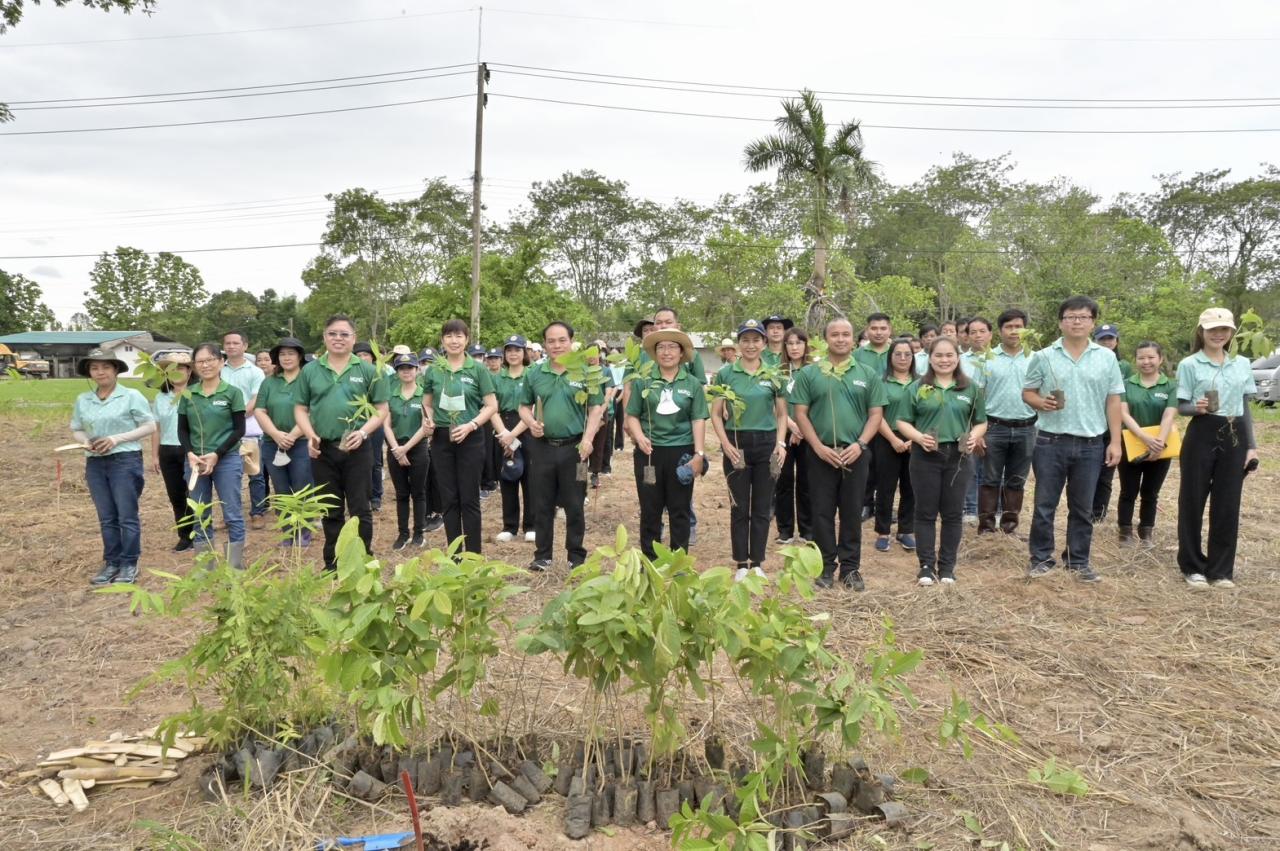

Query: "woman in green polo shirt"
left=872, top=338, right=917, bottom=553
left=774, top=327, right=814, bottom=545
left=71, top=348, right=156, bottom=586
left=151, top=351, right=194, bottom=552
left=1117, top=342, right=1178, bottom=548
left=710, top=320, right=788, bottom=580
left=254, top=337, right=313, bottom=546
left=179, top=342, right=248, bottom=567
left=896, top=337, right=987, bottom=586
left=489, top=335, right=533, bottom=544
left=421, top=318, right=499, bottom=553
left=383, top=353, right=431, bottom=551
left=625, top=329, right=709, bottom=559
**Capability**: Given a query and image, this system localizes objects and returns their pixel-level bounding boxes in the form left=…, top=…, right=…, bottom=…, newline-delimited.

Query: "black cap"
left=503, top=334, right=528, bottom=349
left=269, top=337, right=307, bottom=366
left=352, top=341, right=374, bottom=356
left=418, top=347, right=436, bottom=363
left=392, top=353, right=418, bottom=370
left=633, top=318, right=655, bottom=338
left=761, top=314, right=794, bottom=330
left=485, top=348, right=502, bottom=359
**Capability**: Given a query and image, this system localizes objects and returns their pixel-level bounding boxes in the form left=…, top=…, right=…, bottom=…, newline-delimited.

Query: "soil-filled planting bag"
left=676, top=778, right=695, bottom=811
left=553, top=755, right=577, bottom=796
left=612, top=779, right=638, bottom=827
left=565, top=776, right=593, bottom=840
left=488, top=780, right=527, bottom=814
left=635, top=779, right=656, bottom=823
left=654, top=787, right=680, bottom=828
left=591, top=782, right=612, bottom=826
left=517, top=759, right=553, bottom=794
left=783, top=808, right=808, bottom=851
left=467, top=764, right=491, bottom=802
left=704, top=735, right=725, bottom=771
left=830, top=763, right=858, bottom=801
left=511, top=772, right=542, bottom=805
left=378, top=746, right=398, bottom=783
left=801, top=748, right=825, bottom=791
left=417, top=755, right=442, bottom=796
left=441, top=768, right=465, bottom=806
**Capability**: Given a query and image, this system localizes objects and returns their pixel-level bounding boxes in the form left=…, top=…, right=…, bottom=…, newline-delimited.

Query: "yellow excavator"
left=0, top=343, right=50, bottom=378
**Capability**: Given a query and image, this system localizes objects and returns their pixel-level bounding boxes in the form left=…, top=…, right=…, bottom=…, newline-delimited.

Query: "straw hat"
left=642, top=329, right=695, bottom=364
left=155, top=350, right=192, bottom=366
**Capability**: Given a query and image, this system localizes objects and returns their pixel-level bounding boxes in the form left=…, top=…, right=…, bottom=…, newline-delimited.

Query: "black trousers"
left=157, top=444, right=191, bottom=534
left=386, top=441, right=430, bottom=536
left=723, top=430, right=777, bottom=567
left=1091, top=430, right=1117, bottom=520
left=1116, top=455, right=1171, bottom=529
left=635, top=443, right=694, bottom=559
left=1177, top=415, right=1247, bottom=580
left=424, top=456, right=441, bottom=516
left=367, top=428, right=385, bottom=505
left=498, top=411, right=532, bottom=534
left=774, top=440, right=813, bottom=539
left=872, top=434, right=914, bottom=535
left=481, top=423, right=497, bottom=490
left=312, top=438, right=374, bottom=570
left=613, top=402, right=626, bottom=451
left=806, top=444, right=870, bottom=578
left=432, top=427, right=485, bottom=553
left=590, top=422, right=612, bottom=475
left=909, top=444, right=972, bottom=574
left=532, top=437, right=588, bottom=564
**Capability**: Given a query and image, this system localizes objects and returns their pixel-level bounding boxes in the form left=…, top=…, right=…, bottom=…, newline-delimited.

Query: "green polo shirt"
left=899, top=380, right=986, bottom=443
left=179, top=380, right=245, bottom=454
left=1123, top=374, right=1177, bottom=428
left=295, top=353, right=388, bottom=441
left=387, top=382, right=427, bottom=442
left=1118, top=358, right=1135, bottom=380
left=638, top=349, right=707, bottom=384
left=880, top=376, right=915, bottom=434
left=762, top=348, right=784, bottom=368
left=71, top=385, right=154, bottom=456
left=1176, top=351, right=1256, bottom=418
left=789, top=358, right=887, bottom=446
left=982, top=347, right=1036, bottom=421
left=152, top=391, right=181, bottom=447
left=852, top=344, right=890, bottom=375
left=255, top=373, right=303, bottom=440
left=714, top=361, right=782, bottom=432
left=1023, top=339, right=1124, bottom=437
left=420, top=357, right=495, bottom=425
left=493, top=367, right=528, bottom=413
left=522, top=361, right=604, bottom=440
left=625, top=366, right=709, bottom=447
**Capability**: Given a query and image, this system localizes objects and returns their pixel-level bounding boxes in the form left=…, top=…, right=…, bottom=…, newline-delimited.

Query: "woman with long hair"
left=255, top=337, right=313, bottom=546
left=1116, top=341, right=1177, bottom=548
left=490, top=335, right=533, bottom=543
left=872, top=338, right=917, bottom=552
left=1175, top=309, right=1258, bottom=589
left=774, top=327, right=814, bottom=544
left=151, top=351, right=195, bottom=552
left=896, top=336, right=987, bottom=586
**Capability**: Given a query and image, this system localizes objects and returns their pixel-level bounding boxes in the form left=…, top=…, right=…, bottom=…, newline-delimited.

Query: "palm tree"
left=744, top=89, right=878, bottom=329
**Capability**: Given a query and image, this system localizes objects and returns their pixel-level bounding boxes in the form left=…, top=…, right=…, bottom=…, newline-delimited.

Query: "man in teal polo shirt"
left=1022, top=296, right=1124, bottom=582
left=221, top=329, right=268, bottom=529
left=978, top=309, right=1037, bottom=536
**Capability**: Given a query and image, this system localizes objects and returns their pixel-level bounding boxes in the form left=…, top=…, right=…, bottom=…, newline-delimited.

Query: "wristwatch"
left=856, top=439, right=868, bottom=451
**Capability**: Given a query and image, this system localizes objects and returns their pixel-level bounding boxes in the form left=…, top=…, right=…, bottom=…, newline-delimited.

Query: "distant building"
left=0, top=330, right=188, bottom=378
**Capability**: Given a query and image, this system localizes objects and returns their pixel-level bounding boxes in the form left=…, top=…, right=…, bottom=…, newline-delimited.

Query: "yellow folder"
left=1122, top=425, right=1181, bottom=462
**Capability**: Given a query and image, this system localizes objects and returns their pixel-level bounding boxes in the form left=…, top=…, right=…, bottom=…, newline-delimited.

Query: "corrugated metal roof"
left=0, top=331, right=150, bottom=345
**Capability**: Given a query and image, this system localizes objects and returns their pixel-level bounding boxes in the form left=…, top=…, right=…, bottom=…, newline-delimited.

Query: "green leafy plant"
left=268, top=483, right=338, bottom=561
left=555, top=343, right=606, bottom=404
left=1230, top=308, right=1272, bottom=359
left=1028, top=757, right=1089, bottom=797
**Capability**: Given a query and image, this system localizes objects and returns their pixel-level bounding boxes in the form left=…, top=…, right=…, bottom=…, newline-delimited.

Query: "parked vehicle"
left=1252, top=353, right=1280, bottom=406
left=0, top=343, right=50, bottom=378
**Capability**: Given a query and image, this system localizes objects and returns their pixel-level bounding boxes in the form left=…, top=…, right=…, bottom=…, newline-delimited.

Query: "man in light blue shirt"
left=221, top=330, right=267, bottom=527
left=978, top=309, right=1038, bottom=536
left=1022, top=296, right=1124, bottom=582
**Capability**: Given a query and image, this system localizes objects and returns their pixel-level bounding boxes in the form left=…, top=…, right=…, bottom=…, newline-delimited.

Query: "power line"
left=483, top=7, right=722, bottom=29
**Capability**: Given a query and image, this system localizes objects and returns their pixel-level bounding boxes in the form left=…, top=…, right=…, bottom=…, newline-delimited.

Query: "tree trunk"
left=805, top=233, right=831, bottom=331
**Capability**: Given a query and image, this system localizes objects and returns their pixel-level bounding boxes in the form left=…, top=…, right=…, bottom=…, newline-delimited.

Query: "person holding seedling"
left=979, top=309, right=1037, bottom=538
left=294, top=315, right=390, bottom=572
left=72, top=347, right=156, bottom=586
left=520, top=322, right=606, bottom=571
left=790, top=318, right=887, bottom=591
left=150, top=351, right=195, bottom=552
left=254, top=337, right=314, bottom=547
left=416, top=347, right=446, bottom=534
left=775, top=327, right=815, bottom=545
left=625, top=328, right=709, bottom=559
left=1116, top=341, right=1177, bottom=549
left=421, top=318, right=498, bottom=555
left=181, top=342, right=248, bottom=568
left=896, top=336, right=987, bottom=586
left=710, top=319, right=788, bottom=580
left=1088, top=323, right=1132, bottom=524
left=490, top=335, right=534, bottom=544
left=1175, top=308, right=1258, bottom=589
left=871, top=338, right=917, bottom=553
left=761, top=313, right=793, bottom=367
left=1022, top=296, right=1125, bottom=583
left=383, top=353, right=432, bottom=551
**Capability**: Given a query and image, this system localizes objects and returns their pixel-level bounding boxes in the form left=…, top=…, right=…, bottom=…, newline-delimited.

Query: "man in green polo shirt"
left=853, top=312, right=893, bottom=522
left=761, top=314, right=793, bottom=367
left=293, top=314, right=390, bottom=571
left=791, top=318, right=887, bottom=591
left=1022, top=296, right=1124, bottom=582
left=520, top=321, right=605, bottom=571
left=978, top=309, right=1038, bottom=536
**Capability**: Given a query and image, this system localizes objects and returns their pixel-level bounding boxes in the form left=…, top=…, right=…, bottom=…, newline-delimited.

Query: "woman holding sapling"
left=896, top=336, right=987, bottom=586
left=872, top=338, right=917, bottom=553
left=180, top=342, right=248, bottom=568
left=1116, top=341, right=1177, bottom=548
left=775, top=327, right=814, bottom=545
left=383, top=353, right=431, bottom=551
left=71, top=348, right=156, bottom=586
left=625, top=328, right=709, bottom=559
left=489, top=334, right=533, bottom=544
left=151, top=351, right=195, bottom=552
left=710, top=319, right=788, bottom=580
left=1175, top=308, right=1258, bottom=589
left=255, top=337, right=313, bottom=546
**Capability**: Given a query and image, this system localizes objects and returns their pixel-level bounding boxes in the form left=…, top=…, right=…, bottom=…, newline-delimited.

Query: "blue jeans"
left=964, top=463, right=981, bottom=514
left=262, top=439, right=314, bottom=496
left=983, top=422, right=1036, bottom=491
left=1029, top=432, right=1104, bottom=569
left=245, top=436, right=268, bottom=517
left=190, top=452, right=245, bottom=548
left=85, top=451, right=144, bottom=569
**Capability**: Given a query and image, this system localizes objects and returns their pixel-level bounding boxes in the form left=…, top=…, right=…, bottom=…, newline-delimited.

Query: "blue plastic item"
left=317, top=832, right=414, bottom=850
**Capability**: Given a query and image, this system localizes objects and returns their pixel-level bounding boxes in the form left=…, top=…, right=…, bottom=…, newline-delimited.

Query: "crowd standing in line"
left=67, top=300, right=1261, bottom=593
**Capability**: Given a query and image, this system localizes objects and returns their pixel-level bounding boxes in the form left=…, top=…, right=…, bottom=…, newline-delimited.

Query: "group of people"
left=70, top=298, right=1258, bottom=592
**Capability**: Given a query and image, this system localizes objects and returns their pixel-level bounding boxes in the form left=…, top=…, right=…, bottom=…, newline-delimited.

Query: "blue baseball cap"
left=485, top=348, right=502, bottom=359
left=467, top=343, right=486, bottom=357
left=1094, top=324, right=1119, bottom=340
left=737, top=319, right=768, bottom=340
left=503, top=334, right=528, bottom=349
left=418, top=347, right=437, bottom=363
left=392, top=353, right=418, bottom=370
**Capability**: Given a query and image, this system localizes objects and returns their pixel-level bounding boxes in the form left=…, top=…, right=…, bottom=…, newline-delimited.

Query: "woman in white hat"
left=1174, top=308, right=1259, bottom=589
left=254, top=337, right=314, bottom=546
left=150, top=351, right=195, bottom=552
left=71, top=348, right=156, bottom=586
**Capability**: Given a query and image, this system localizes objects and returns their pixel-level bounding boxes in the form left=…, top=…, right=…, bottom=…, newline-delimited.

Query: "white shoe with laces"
left=1211, top=578, right=1236, bottom=589
left=734, top=567, right=749, bottom=582
left=751, top=566, right=766, bottom=578
left=524, top=531, right=536, bottom=543
left=1185, top=573, right=1209, bottom=589
left=495, top=531, right=514, bottom=543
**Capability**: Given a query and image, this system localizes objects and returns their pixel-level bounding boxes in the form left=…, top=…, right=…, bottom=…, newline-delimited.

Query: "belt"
left=989, top=415, right=1038, bottom=428
left=544, top=434, right=584, bottom=447
left=1037, top=431, right=1102, bottom=442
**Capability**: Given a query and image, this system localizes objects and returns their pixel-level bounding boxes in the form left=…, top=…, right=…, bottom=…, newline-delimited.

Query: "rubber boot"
left=999, top=489, right=1024, bottom=535
left=977, top=485, right=1000, bottom=535
left=1118, top=525, right=1135, bottom=547
left=228, top=540, right=246, bottom=570
left=1137, top=526, right=1154, bottom=550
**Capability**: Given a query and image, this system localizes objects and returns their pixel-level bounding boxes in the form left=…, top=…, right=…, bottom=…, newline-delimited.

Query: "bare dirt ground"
left=1, top=413, right=1278, bottom=850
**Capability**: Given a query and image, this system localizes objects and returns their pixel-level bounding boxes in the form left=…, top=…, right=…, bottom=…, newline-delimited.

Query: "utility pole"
left=469, top=59, right=488, bottom=339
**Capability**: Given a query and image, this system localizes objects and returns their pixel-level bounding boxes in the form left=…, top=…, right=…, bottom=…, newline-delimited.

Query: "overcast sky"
left=2, top=0, right=1279, bottom=323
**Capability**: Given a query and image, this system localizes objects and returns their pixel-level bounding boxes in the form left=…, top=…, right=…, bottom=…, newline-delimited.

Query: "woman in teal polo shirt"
left=1116, top=341, right=1178, bottom=548
left=1175, top=308, right=1258, bottom=589
left=896, top=336, right=987, bottom=586
left=180, top=342, right=247, bottom=567
left=254, top=337, right=313, bottom=546
left=150, top=351, right=194, bottom=552
left=710, top=319, right=788, bottom=579
left=71, top=348, right=156, bottom=586
left=384, top=353, right=431, bottom=550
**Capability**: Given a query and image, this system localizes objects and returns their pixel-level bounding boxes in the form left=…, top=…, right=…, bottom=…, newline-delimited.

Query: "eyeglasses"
left=324, top=331, right=354, bottom=339
left=193, top=358, right=221, bottom=366
left=655, top=343, right=683, bottom=352
left=1061, top=314, right=1094, bottom=323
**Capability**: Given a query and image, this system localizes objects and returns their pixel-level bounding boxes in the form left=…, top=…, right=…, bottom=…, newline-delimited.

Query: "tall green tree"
left=743, top=90, right=878, bottom=328
left=83, top=246, right=206, bottom=341
left=195, top=288, right=315, bottom=351
left=0, top=268, right=56, bottom=332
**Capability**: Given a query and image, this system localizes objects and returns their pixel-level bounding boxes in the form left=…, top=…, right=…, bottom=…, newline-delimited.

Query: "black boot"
left=999, top=488, right=1025, bottom=536
left=1137, top=526, right=1154, bottom=549
left=1118, top=525, right=1135, bottom=546
left=977, top=485, right=999, bottom=535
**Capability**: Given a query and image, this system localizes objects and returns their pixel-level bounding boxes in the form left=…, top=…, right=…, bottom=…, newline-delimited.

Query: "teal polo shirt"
left=1023, top=338, right=1124, bottom=437
left=960, top=349, right=994, bottom=389
left=71, top=385, right=154, bottom=455
left=152, top=391, right=181, bottom=447
left=1176, top=351, right=1256, bottom=418
left=982, top=347, right=1036, bottom=421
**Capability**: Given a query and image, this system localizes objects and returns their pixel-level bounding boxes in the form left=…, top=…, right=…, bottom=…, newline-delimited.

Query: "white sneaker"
left=734, top=568, right=749, bottom=582
left=1185, top=573, right=1209, bottom=589
left=495, top=531, right=514, bottom=543
left=1211, top=578, right=1236, bottom=589
left=751, top=566, right=766, bottom=578
left=524, top=531, right=536, bottom=543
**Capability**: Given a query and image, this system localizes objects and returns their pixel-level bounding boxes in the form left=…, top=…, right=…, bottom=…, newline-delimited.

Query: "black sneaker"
left=815, top=573, right=835, bottom=589
left=1072, top=565, right=1101, bottom=583
left=371, top=501, right=382, bottom=512
left=528, top=558, right=552, bottom=572
left=90, top=563, right=120, bottom=587
left=479, top=489, right=494, bottom=501
left=392, top=534, right=410, bottom=551
left=411, top=533, right=426, bottom=548
left=590, top=474, right=600, bottom=489
left=113, top=564, right=139, bottom=584
left=938, top=567, right=956, bottom=585
left=839, top=570, right=866, bottom=591
left=916, top=565, right=936, bottom=587
left=173, top=537, right=194, bottom=553
left=424, top=515, right=445, bottom=533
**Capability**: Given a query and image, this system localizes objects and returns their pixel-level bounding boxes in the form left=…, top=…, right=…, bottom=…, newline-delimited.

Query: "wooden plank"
left=94, top=771, right=176, bottom=785
left=58, top=766, right=177, bottom=781
left=38, top=779, right=68, bottom=807
left=61, top=778, right=89, bottom=813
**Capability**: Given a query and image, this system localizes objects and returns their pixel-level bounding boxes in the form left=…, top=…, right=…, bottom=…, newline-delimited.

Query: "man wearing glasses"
left=1021, top=296, right=1125, bottom=582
